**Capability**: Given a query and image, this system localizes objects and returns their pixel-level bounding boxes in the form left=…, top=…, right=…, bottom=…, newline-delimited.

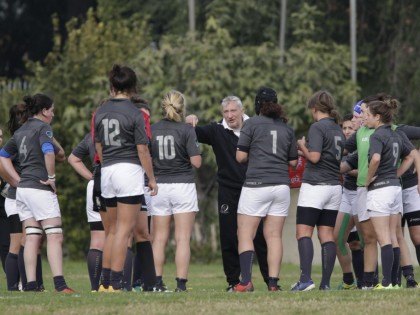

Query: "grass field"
left=0, top=261, right=419, bottom=315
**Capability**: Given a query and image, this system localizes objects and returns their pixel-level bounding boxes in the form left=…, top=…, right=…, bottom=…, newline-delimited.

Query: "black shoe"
left=175, top=287, right=187, bottom=292
left=153, top=281, right=168, bottom=292
left=407, top=279, right=419, bottom=289
left=226, top=284, right=238, bottom=292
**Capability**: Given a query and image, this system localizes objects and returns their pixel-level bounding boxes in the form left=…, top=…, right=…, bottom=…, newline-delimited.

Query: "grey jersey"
left=151, top=120, right=201, bottom=183
left=94, top=98, right=149, bottom=167
left=368, top=125, right=413, bottom=191
left=343, top=151, right=357, bottom=191
left=6, top=153, right=20, bottom=199
left=237, top=116, right=298, bottom=187
left=3, top=118, right=55, bottom=191
left=72, top=133, right=96, bottom=167
left=302, top=117, right=345, bottom=185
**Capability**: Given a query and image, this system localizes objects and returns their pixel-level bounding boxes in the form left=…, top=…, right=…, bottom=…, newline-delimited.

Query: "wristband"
left=48, top=174, right=56, bottom=180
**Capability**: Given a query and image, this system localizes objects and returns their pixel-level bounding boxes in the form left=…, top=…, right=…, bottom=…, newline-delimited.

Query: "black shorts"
left=104, top=195, right=143, bottom=208
left=92, top=164, right=106, bottom=212
left=296, top=206, right=337, bottom=227
left=347, top=230, right=360, bottom=243
left=89, top=221, right=104, bottom=231
left=403, top=210, right=420, bottom=228
left=8, top=214, right=22, bottom=234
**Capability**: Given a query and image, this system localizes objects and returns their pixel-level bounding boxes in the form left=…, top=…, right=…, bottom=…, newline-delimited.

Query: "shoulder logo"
left=46, top=131, right=53, bottom=138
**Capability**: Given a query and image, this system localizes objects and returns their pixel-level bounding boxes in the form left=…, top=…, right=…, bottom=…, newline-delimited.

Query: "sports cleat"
left=361, top=285, right=374, bottom=290
left=392, top=284, right=402, bottom=290
left=291, top=280, right=315, bottom=291
left=153, top=281, right=169, bottom=292
left=175, top=287, right=187, bottom=292
left=319, top=285, right=331, bottom=290
left=373, top=283, right=393, bottom=290
left=233, top=282, right=254, bottom=292
left=98, top=285, right=109, bottom=292
left=226, top=284, right=237, bottom=292
left=406, top=279, right=419, bottom=289
left=107, top=286, right=123, bottom=293
left=268, top=285, right=282, bottom=292
left=55, top=287, right=75, bottom=293
left=132, top=286, right=143, bottom=293
left=337, top=282, right=357, bottom=290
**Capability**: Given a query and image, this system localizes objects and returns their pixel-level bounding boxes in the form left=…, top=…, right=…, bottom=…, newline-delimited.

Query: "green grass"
left=1, top=261, right=420, bottom=314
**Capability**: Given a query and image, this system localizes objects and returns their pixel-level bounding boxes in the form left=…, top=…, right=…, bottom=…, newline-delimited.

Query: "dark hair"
left=363, top=93, right=393, bottom=104
left=342, top=113, right=353, bottom=123
left=307, top=90, right=340, bottom=123
left=23, top=93, right=53, bottom=117
left=109, top=64, right=137, bottom=95
left=366, top=98, right=399, bottom=124
left=131, top=94, right=150, bottom=112
left=7, top=103, right=29, bottom=135
left=259, top=101, right=287, bottom=122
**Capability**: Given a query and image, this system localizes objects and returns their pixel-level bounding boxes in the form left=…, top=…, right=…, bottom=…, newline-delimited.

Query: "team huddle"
left=0, top=64, right=419, bottom=293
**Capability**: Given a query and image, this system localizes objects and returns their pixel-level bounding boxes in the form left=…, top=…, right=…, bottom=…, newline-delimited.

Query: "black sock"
left=101, top=268, right=111, bottom=288
left=268, top=277, right=279, bottom=288
left=363, top=272, right=375, bottom=287
left=110, top=270, right=123, bottom=290
left=415, top=245, right=420, bottom=266
left=132, top=244, right=142, bottom=288
left=298, top=237, right=313, bottom=283
left=134, top=241, right=156, bottom=291
left=18, top=246, right=27, bottom=288
left=24, top=280, right=38, bottom=291
left=373, top=264, right=379, bottom=286
left=239, top=250, right=254, bottom=285
left=402, top=265, right=415, bottom=280
left=381, top=244, right=393, bottom=286
left=5, top=252, right=20, bottom=291
left=53, top=275, right=68, bottom=291
left=156, top=275, right=163, bottom=285
left=36, top=254, right=43, bottom=288
left=87, top=249, right=103, bottom=291
left=343, top=272, right=354, bottom=285
left=122, top=247, right=133, bottom=291
left=320, top=241, right=336, bottom=288
left=391, top=247, right=400, bottom=286
left=351, top=249, right=364, bottom=287
left=176, top=277, right=187, bottom=291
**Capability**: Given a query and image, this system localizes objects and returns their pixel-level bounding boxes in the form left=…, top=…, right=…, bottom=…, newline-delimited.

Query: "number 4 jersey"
left=150, top=120, right=201, bottom=183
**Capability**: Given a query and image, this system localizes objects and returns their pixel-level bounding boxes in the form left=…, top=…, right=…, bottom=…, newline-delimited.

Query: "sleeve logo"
left=46, top=131, right=54, bottom=138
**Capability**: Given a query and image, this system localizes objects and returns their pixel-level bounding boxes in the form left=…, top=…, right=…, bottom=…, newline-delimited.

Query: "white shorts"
left=339, top=188, right=358, bottom=216
left=5, top=197, right=18, bottom=217
left=367, top=186, right=402, bottom=216
left=402, top=186, right=420, bottom=215
left=238, top=185, right=290, bottom=217
left=86, top=180, right=102, bottom=223
left=356, top=187, right=369, bottom=222
left=101, top=163, right=144, bottom=198
left=151, top=183, right=199, bottom=216
left=297, top=183, right=342, bottom=210
left=16, top=187, right=61, bottom=221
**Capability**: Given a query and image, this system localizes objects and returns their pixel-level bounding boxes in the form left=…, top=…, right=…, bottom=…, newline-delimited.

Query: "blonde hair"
left=161, top=90, right=186, bottom=122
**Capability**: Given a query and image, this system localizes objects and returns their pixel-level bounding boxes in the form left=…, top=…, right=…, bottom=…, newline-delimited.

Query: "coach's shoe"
left=291, top=280, right=315, bottom=291
left=55, top=287, right=75, bottom=293
left=406, top=279, right=419, bottom=288
left=233, top=282, right=254, bottom=292
left=373, top=283, right=393, bottom=290
left=337, top=282, right=357, bottom=290
left=98, top=285, right=109, bottom=292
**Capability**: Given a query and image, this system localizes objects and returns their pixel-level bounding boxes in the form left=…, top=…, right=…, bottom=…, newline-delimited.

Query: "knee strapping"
left=44, top=225, right=63, bottom=235
left=25, top=226, right=43, bottom=236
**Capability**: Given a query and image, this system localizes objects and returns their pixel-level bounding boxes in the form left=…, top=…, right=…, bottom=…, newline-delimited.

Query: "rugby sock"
left=156, top=275, right=163, bottom=285
left=87, top=249, right=103, bottom=291
left=132, top=245, right=142, bottom=288
left=18, top=246, right=27, bottom=288
left=268, top=277, right=279, bottom=289
left=239, top=250, right=254, bottom=285
left=373, top=264, right=379, bottom=286
left=24, top=281, right=38, bottom=291
left=351, top=249, right=364, bottom=287
left=101, top=268, right=111, bottom=288
left=36, top=254, right=44, bottom=289
left=298, top=237, right=313, bottom=283
left=110, top=270, right=123, bottom=290
left=391, top=247, right=400, bottom=286
left=122, top=247, right=133, bottom=291
left=415, top=245, right=420, bottom=266
left=53, top=275, right=68, bottom=291
left=5, top=252, right=19, bottom=291
left=362, top=272, right=375, bottom=288
left=320, top=241, right=336, bottom=288
left=134, top=241, right=156, bottom=291
left=343, top=272, right=354, bottom=286
left=381, top=244, right=393, bottom=286
left=176, top=277, right=187, bottom=291
left=402, top=265, right=415, bottom=280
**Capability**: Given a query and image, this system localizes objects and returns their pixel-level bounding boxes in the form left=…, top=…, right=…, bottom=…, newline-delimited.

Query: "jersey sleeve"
left=345, top=151, right=358, bottom=170
left=71, top=134, right=90, bottom=160
left=398, top=124, right=420, bottom=140
left=237, top=120, right=252, bottom=152
left=195, top=124, right=214, bottom=145
left=185, top=125, right=201, bottom=157
left=345, top=132, right=357, bottom=152
left=39, top=124, right=54, bottom=146
left=368, top=133, right=383, bottom=157
left=288, top=128, right=298, bottom=160
left=397, top=130, right=415, bottom=158
left=306, top=123, right=323, bottom=153
left=134, top=112, right=149, bottom=145
left=2, top=137, right=18, bottom=156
